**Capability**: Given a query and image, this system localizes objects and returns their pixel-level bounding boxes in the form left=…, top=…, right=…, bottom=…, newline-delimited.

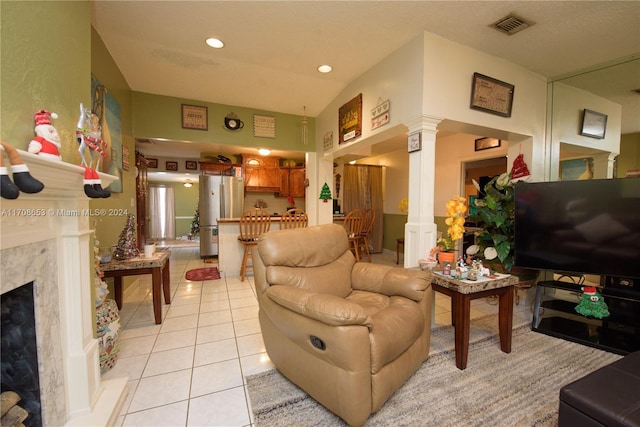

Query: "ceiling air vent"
left=492, top=14, right=533, bottom=35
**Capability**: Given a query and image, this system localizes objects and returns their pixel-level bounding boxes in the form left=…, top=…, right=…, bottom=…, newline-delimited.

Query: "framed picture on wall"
left=185, top=160, right=198, bottom=170
left=166, top=161, right=178, bottom=171
left=407, top=133, right=422, bottom=153
left=474, top=137, right=501, bottom=151
left=182, top=104, right=208, bottom=130
left=470, top=73, right=515, bottom=117
left=339, top=93, right=362, bottom=144
left=580, top=109, right=607, bottom=139
left=147, top=158, right=158, bottom=168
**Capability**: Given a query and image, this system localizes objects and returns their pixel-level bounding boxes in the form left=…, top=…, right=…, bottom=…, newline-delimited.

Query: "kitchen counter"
left=218, top=216, right=348, bottom=277
left=216, top=218, right=285, bottom=277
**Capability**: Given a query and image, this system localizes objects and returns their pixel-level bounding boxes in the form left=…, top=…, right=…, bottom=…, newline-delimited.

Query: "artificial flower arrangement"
left=427, top=195, right=467, bottom=262
left=466, top=172, right=515, bottom=272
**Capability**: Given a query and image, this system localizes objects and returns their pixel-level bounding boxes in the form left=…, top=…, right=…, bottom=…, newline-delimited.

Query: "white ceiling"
left=91, top=0, right=640, bottom=181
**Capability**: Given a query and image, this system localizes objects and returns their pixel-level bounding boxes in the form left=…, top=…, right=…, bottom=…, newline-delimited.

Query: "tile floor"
left=104, top=246, right=533, bottom=426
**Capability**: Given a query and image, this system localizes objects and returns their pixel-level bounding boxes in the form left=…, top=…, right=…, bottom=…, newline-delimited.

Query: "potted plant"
left=467, top=172, right=515, bottom=272
left=467, top=173, right=538, bottom=284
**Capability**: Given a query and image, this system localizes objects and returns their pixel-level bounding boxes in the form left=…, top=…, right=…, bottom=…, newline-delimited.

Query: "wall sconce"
left=184, top=179, right=193, bottom=188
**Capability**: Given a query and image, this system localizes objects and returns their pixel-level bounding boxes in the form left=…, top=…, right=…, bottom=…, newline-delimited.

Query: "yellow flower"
left=445, top=195, right=467, bottom=244
left=398, top=198, right=408, bottom=214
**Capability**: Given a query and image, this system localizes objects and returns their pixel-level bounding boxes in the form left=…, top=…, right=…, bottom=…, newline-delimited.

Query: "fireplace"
left=0, top=152, right=127, bottom=426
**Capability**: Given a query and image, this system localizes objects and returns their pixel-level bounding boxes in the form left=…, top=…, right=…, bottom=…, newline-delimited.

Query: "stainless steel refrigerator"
left=199, top=175, right=245, bottom=257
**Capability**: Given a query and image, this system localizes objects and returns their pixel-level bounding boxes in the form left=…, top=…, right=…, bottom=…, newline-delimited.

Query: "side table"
left=102, top=249, right=171, bottom=324
left=431, top=272, right=518, bottom=369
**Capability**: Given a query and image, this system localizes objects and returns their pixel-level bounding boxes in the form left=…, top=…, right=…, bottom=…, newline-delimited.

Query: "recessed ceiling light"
left=258, top=148, right=271, bottom=156
left=349, top=160, right=356, bottom=165
left=317, top=65, right=333, bottom=73
left=205, top=38, right=224, bottom=48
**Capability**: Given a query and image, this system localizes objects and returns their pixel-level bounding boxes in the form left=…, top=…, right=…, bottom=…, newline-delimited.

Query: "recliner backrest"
left=256, top=224, right=355, bottom=297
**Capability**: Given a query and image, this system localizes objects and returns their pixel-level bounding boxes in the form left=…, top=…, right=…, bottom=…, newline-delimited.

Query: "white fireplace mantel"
left=0, top=150, right=127, bottom=426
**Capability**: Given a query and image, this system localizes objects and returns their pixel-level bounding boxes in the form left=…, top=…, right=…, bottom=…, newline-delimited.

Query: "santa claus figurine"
left=28, top=110, right=62, bottom=160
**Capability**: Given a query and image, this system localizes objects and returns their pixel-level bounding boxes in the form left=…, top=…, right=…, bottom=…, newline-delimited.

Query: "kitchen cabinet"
left=242, top=155, right=280, bottom=192
left=200, top=161, right=240, bottom=176
left=278, top=167, right=306, bottom=198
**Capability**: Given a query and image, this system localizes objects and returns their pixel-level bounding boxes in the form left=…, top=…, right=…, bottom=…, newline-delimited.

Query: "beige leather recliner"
left=252, top=224, right=432, bottom=427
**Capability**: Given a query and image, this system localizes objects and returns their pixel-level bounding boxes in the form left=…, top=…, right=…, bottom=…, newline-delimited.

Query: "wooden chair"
left=357, top=208, right=376, bottom=262
left=238, top=208, right=271, bottom=281
left=343, top=209, right=365, bottom=262
left=280, top=208, right=308, bottom=229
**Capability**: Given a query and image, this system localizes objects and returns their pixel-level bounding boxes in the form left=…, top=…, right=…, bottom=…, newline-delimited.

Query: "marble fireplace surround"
left=0, top=151, right=127, bottom=426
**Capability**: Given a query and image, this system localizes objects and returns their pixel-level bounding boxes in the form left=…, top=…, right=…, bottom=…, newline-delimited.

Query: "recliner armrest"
left=265, top=285, right=370, bottom=326
left=352, top=264, right=431, bottom=302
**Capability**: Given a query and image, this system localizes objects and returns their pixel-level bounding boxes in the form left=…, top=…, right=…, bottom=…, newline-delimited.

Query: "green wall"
left=618, top=132, right=640, bottom=177
left=1, top=1, right=90, bottom=154
left=133, top=92, right=316, bottom=152
left=382, top=213, right=407, bottom=251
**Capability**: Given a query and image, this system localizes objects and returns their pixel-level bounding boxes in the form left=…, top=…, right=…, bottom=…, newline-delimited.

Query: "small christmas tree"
left=113, top=214, right=138, bottom=260
left=190, top=202, right=200, bottom=238
left=319, top=182, right=332, bottom=203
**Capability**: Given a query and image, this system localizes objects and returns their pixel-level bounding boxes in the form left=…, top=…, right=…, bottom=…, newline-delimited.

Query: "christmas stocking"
left=91, top=168, right=111, bottom=198
left=1, top=141, right=45, bottom=199
left=83, top=167, right=110, bottom=198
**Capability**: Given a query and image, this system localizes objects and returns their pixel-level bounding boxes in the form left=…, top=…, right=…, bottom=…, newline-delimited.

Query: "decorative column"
left=404, top=115, right=443, bottom=268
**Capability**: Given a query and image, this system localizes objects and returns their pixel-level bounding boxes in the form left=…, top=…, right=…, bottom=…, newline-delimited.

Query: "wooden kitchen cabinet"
left=242, top=155, right=280, bottom=192
left=278, top=167, right=306, bottom=198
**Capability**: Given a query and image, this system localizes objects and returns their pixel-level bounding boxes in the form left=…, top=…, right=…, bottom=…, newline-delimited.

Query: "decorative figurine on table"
left=575, top=286, right=610, bottom=319
left=0, top=141, right=44, bottom=199
left=76, top=103, right=110, bottom=198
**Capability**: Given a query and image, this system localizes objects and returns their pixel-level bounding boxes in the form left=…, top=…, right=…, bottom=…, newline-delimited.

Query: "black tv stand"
left=532, top=279, right=640, bottom=355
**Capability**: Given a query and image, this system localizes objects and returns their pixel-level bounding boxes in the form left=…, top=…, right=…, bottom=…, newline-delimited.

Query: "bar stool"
left=357, top=208, right=376, bottom=262
left=343, top=209, right=365, bottom=262
left=280, top=208, right=308, bottom=229
left=396, top=237, right=405, bottom=264
left=238, top=208, right=271, bottom=281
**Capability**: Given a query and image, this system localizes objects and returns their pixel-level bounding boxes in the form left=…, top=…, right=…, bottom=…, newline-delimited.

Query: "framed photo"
left=147, top=158, right=158, bottom=168
left=580, top=109, right=607, bottom=139
left=408, top=133, right=422, bottom=153
left=339, top=93, right=363, bottom=144
left=475, top=137, right=501, bottom=151
left=166, top=161, right=178, bottom=171
left=470, top=73, right=515, bottom=117
left=182, top=104, right=208, bottom=130
left=185, top=160, right=198, bottom=170
left=561, top=158, right=593, bottom=180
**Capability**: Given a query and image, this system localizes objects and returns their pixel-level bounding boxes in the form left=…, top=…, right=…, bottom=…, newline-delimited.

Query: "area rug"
left=246, top=315, right=622, bottom=426
left=185, top=267, right=221, bottom=281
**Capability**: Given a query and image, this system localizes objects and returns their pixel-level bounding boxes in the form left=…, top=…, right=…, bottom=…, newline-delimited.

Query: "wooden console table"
left=102, top=249, right=171, bottom=324
left=431, top=272, right=518, bottom=370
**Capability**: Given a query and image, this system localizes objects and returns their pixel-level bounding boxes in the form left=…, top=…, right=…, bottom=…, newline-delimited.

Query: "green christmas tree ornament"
left=575, top=286, right=610, bottom=319
left=319, top=182, right=332, bottom=203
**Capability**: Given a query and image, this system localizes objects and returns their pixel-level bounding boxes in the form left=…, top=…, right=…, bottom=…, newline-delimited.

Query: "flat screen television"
left=514, top=178, right=640, bottom=279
